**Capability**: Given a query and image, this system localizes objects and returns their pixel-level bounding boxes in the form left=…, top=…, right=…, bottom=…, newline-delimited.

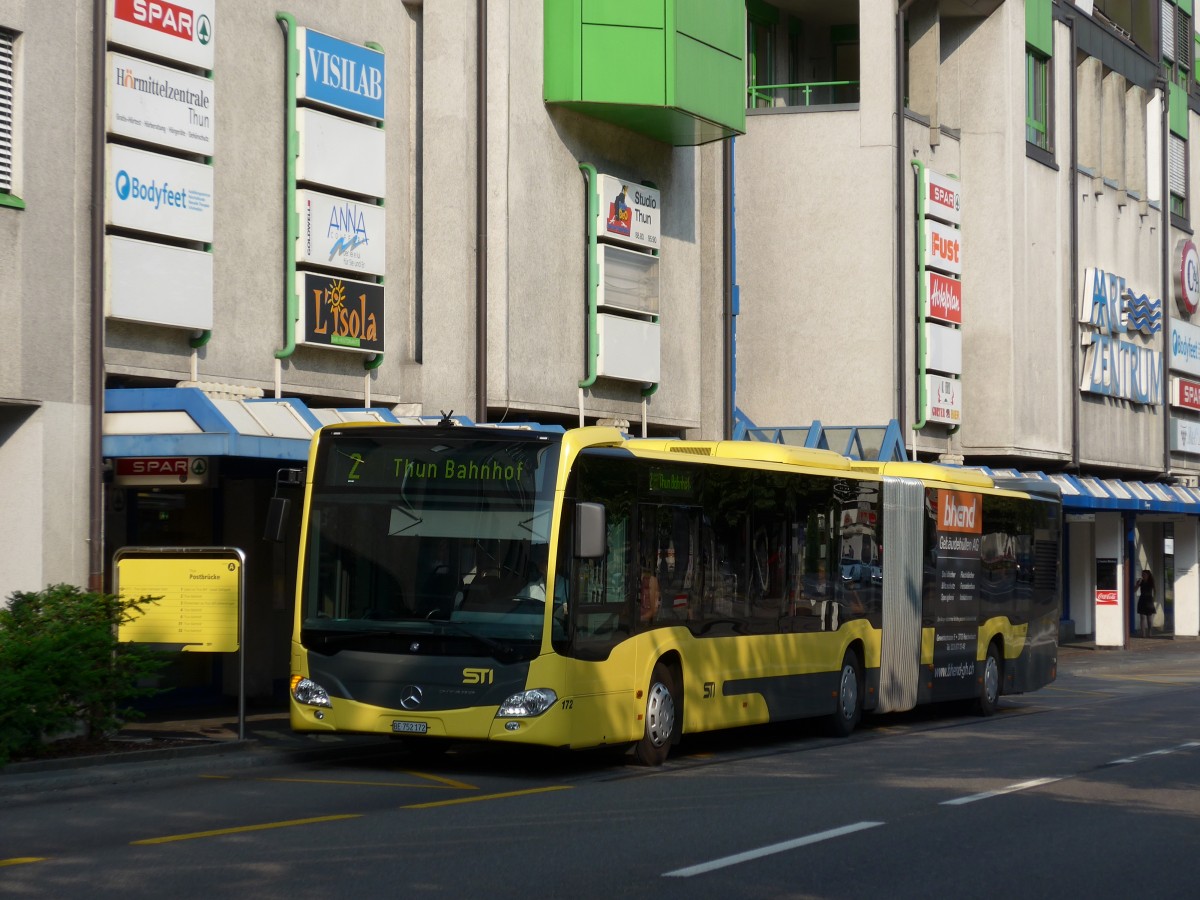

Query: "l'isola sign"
left=298, top=272, right=383, bottom=353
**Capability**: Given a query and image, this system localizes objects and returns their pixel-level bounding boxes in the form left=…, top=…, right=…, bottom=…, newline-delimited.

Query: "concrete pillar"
left=907, top=0, right=939, bottom=132
left=1101, top=71, right=1125, bottom=188
left=1068, top=521, right=1095, bottom=636
left=1175, top=518, right=1199, bottom=637
left=1075, top=58, right=1102, bottom=174
left=1094, top=512, right=1126, bottom=647
left=1125, top=85, right=1147, bottom=198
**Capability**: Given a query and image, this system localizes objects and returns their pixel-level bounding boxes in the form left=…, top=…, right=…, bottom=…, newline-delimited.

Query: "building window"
left=0, top=29, right=17, bottom=204
left=747, top=13, right=774, bottom=108
left=1170, top=132, right=1188, bottom=218
left=1163, top=0, right=1192, bottom=89
left=1026, top=49, right=1051, bottom=151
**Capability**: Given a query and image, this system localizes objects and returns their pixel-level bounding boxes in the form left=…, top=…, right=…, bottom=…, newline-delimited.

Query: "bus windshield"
left=299, top=429, right=561, bottom=657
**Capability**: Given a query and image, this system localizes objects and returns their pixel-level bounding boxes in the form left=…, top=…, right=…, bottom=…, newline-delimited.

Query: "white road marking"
left=662, top=821, right=885, bottom=878
left=1109, top=741, right=1200, bottom=766
left=940, top=776, right=1061, bottom=806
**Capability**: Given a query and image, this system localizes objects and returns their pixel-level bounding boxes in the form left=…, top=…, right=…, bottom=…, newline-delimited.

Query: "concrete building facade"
left=734, top=0, right=1200, bottom=645
left=0, top=0, right=740, bottom=700
left=3, top=0, right=1199, bottom=702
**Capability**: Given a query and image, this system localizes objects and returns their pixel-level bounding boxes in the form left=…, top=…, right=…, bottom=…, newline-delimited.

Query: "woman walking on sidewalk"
left=1136, top=569, right=1156, bottom=637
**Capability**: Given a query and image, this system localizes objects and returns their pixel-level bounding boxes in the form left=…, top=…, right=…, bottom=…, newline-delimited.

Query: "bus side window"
left=566, top=453, right=638, bottom=659
left=568, top=510, right=633, bottom=658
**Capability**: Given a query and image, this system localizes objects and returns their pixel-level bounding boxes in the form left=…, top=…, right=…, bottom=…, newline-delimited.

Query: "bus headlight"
left=495, top=688, right=557, bottom=717
left=291, top=675, right=332, bottom=708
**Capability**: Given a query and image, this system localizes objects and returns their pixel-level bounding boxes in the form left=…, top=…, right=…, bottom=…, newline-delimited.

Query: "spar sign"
left=924, top=167, right=962, bottom=226
left=108, top=0, right=214, bottom=70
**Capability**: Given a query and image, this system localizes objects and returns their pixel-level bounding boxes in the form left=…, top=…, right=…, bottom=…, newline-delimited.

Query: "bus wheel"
left=633, top=663, right=677, bottom=766
left=977, top=643, right=1002, bottom=716
left=829, top=650, right=862, bottom=737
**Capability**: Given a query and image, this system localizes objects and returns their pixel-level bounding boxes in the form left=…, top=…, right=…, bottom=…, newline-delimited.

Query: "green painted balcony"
left=543, top=0, right=746, bottom=146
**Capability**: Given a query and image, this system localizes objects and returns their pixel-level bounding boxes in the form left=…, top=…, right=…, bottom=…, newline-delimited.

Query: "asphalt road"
left=3, top=642, right=1199, bottom=899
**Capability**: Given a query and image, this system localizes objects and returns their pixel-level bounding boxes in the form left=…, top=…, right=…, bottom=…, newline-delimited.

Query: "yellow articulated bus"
left=289, top=424, right=1061, bottom=764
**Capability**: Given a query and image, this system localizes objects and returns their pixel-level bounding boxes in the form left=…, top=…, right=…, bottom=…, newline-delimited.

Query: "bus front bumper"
left=290, top=695, right=580, bottom=747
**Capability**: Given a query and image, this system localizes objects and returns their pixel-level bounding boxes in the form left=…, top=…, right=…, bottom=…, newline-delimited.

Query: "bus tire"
left=829, top=649, right=862, bottom=737
left=633, top=662, right=678, bottom=766
left=977, top=643, right=1002, bottom=716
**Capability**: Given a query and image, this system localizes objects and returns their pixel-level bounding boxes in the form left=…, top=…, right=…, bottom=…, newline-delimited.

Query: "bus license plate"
left=392, top=720, right=428, bottom=734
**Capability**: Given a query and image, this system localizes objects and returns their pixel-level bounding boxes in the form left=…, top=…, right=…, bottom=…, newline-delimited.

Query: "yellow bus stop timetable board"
left=116, top=554, right=241, bottom=652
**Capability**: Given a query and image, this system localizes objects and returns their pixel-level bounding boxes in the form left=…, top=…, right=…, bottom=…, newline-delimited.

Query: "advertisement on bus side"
left=931, top=489, right=982, bottom=698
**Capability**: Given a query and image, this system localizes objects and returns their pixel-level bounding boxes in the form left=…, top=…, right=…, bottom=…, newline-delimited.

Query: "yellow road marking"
left=130, top=814, right=361, bottom=845
left=204, top=771, right=475, bottom=789
left=402, top=770, right=477, bottom=790
left=263, top=776, right=466, bottom=789
left=403, top=785, right=572, bottom=809
left=0, top=858, right=45, bottom=867
left=1042, top=685, right=1114, bottom=697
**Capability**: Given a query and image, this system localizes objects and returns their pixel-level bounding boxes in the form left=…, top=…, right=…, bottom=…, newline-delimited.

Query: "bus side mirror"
left=264, top=497, right=291, bottom=543
left=574, top=502, right=606, bottom=559
left=264, top=467, right=303, bottom=542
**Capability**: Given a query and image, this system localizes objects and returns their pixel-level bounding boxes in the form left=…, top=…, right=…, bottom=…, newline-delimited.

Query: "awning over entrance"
left=980, top=468, right=1200, bottom=516
left=103, top=387, right=426, bottom=461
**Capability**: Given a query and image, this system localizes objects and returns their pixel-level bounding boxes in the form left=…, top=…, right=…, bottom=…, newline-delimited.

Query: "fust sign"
left=924, top=219, right=961, bottom=276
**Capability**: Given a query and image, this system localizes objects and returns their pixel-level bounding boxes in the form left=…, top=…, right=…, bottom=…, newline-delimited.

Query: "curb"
left=0, top=736, right=395, bottom=799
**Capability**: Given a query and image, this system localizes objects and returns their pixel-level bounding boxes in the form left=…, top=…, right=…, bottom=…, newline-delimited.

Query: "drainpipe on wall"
left=723, top=139, right=735, bottom=440
left=275, top=13, right=299, bottom=364
left=89, top=0, right=106, bottom=591
left=896, top=0, right=915, bottom=441
left=1161, top=76, right=1172, bottom=479
left=1067, top=15, right=1080, bottom=471
left=475, top=0, right=488, bottom=424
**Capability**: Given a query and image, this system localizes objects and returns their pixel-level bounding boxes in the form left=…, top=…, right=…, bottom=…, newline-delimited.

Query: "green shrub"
left=0, top=584, right=170, bottom=766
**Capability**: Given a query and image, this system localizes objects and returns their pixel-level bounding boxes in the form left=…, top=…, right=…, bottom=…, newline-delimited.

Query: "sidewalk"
left=0, top=705, right=393, bottom=797
left=1057, top=632, right=1200, bottom=671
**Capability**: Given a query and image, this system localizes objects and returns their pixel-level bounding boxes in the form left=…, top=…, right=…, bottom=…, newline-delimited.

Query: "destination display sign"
left=318, top=436, right=547, bottom=499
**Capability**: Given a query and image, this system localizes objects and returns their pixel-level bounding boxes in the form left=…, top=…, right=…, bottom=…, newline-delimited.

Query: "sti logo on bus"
left=937, top=490, right=981, bottom=534
left=463, top=668, right=493, bottom=685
